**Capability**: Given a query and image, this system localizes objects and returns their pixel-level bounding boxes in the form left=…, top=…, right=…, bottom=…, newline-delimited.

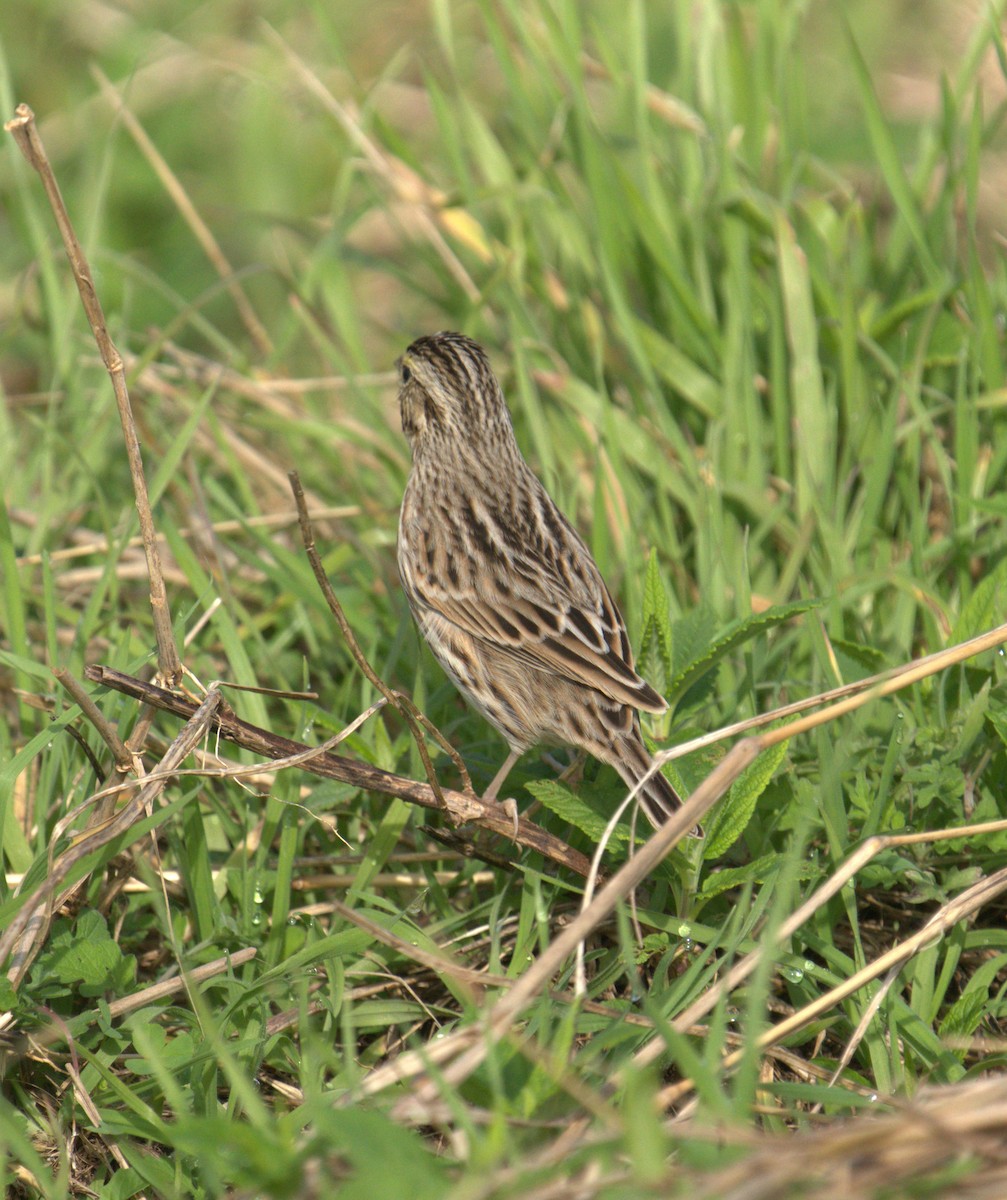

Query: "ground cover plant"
left=2, top=1, right=1007, bottom=1196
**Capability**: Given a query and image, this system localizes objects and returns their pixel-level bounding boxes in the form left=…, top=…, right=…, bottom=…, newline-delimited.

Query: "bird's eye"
left=400, top=363, right=412, bottom=383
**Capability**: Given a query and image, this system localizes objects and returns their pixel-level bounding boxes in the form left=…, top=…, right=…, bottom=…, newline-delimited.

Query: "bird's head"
left=397, top=332, right=516, bottom=459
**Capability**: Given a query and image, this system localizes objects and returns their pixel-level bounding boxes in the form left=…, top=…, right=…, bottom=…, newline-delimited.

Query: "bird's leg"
left=552, top=749, right=587, bottom=788
left=482, top=748, right=521, bottom=801
left=482, top=747, right=523, bottom=838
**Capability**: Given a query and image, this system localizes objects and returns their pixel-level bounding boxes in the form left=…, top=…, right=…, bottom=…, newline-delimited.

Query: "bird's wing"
left=399, top=468, right=668, bottom=713
left=409, top=543, right=666, bottom=714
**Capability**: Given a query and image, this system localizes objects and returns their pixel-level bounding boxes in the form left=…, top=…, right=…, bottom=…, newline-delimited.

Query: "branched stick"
left=83, top=664, right=594, bottom=879
left=5, top=103, right=181, bottom=686
left=53, top=667, right=134, bottom=772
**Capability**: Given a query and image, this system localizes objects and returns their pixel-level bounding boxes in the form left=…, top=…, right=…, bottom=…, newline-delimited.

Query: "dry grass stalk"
left=5, top=103, right=182, bottom=688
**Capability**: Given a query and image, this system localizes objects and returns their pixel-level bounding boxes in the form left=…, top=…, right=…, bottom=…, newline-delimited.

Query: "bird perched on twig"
left=396, top=331, right=687, bottom=834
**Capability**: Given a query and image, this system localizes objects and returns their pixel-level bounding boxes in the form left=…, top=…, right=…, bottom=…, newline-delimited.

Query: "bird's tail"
left=610, top=734, right=702, bottom=837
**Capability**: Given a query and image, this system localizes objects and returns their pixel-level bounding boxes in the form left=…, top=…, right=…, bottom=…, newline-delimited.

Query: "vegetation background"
left=2, top=0, right=1007, bottom=1196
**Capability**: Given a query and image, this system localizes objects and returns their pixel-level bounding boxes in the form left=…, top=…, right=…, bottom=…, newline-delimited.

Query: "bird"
left=395, top=331, right=688, bottom=835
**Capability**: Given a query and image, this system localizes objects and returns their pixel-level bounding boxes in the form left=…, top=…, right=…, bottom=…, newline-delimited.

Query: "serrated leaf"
left=638, top=548, right=673, bottom=691
left=526, top=778, right=631, bottom=844
left=829, top=637, right=889, bottom=682
left=635, top=932, right=672, bottom=962
left=950, top=558, right=1007, bottom=644
left=303, top=780, right=361, bottom=810
left=698, top=853, right=822, bottom=902
left=938, top=985, right=989, bottom=1041
left=637, top=620, right=663, bottom=698
left=667, top=599, right=823, bottom=708
left=697, top=853, right=782, bottom=900
left=703, top=737, right=790, bottom=859
left=669, top=606, right=719, bottom=679
left=989, top=700, right=1007, bottom=750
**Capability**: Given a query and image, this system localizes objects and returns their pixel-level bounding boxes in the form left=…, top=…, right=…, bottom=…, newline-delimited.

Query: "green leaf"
left=989, top=699, right=1007, bottom=751
left=527, top=778, right=630, bottom=844
left=829, top=637, right=889, bottom=683
left=39, top=910, right=136, bottom=997
left=698, top=851, right=822, bottom=903
left=632, top=318, right=722, bottom=417
left=698, top=853, right=781, bottom=901
left=105, top=1167, right=153, bottom=1200
left=0, top=975, right=19, bottom=1014
left=776, top=210, right=833, bottom=519
left=667, top=600, right=823, bottom=708
left=703, top=737, right=791, bottom=859
left=844, top=23, right=945, bottom=285
left=950, top=558, right=1007, bottom=644
left=0, top=649, right=54, bottom=683
left=938, top=985, right=989, bottom=1042
left=129, top=1025, right=199, bottom=1075
left=308, top=1108, right=450, bottom=1200
left=669, top=606, right=719, bottom=680
left=639, top=548, right=673, bottom=692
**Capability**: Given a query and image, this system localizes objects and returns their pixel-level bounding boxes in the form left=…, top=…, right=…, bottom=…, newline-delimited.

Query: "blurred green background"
left=4, top=0, right=1004, bottom=370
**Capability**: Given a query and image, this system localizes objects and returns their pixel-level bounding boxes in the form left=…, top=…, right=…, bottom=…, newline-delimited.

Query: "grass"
left=2, top=0, right=1007, bottom=1196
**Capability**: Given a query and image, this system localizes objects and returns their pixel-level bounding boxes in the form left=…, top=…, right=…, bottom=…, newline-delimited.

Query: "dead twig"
left=83, top=663, right=595, bottom=880
left=52, top=667, right=134, bottom=773
left=4, top=104, right=181, bottom=687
